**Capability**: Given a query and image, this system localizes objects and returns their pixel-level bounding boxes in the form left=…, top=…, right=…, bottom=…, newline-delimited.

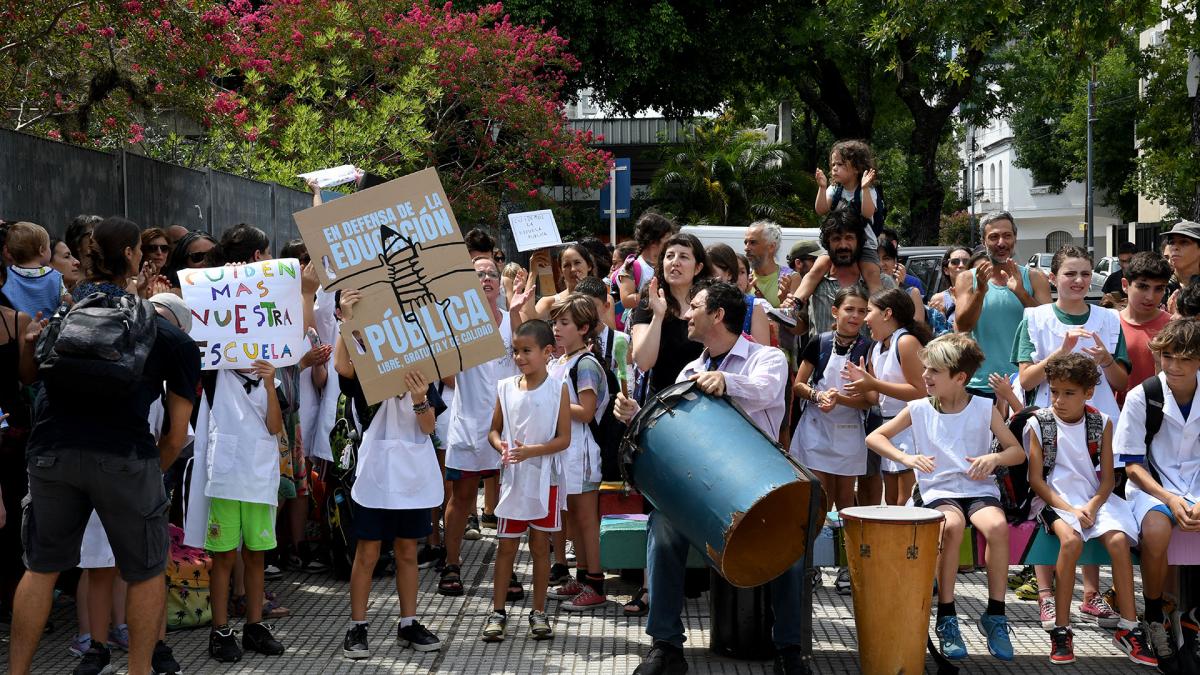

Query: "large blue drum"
left=621, top=381, right=822, bottom=587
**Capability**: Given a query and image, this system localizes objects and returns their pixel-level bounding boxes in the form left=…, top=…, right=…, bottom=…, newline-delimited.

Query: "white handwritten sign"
left=179, top=259, right=307, bottom=369
left=507, top=209, right=562, bottom=252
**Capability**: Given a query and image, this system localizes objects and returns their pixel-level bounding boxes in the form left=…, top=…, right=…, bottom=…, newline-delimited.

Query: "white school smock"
left=872, top=329, right=916, bottom=474
left=908, top=395, right=998, bottom=502
left=1115, top=371, right=1200, bottom=523
left=494, top=375, right=566, bottom=521
left=1024, top=303, right=1123, bottom=423
left=549, top=351, right=607, bottom=494
left=445, top=310, right=518, bottom=471
left=203, top=370, right=281, bottom=506
left=301, top=287, right=340, bottom=462
left=1025, top=412, right=1138, bottom=543
left=350, top=397, right=443, bottom=510
left=790, top=341, right=866, bottom=476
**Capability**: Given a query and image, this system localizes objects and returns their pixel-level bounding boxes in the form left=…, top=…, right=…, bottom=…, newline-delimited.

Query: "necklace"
left=834, top=331, right=857, bottom=347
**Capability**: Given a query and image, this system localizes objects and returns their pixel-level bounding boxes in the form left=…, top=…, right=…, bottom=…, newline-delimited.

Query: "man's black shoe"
left=773, top=646, right=811, bottom=675
left=243, top=621, right=285, bottom=656
left=633, top=640, right=688, bottom=675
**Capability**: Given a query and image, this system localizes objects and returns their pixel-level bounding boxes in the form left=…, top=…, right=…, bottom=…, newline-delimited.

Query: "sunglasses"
left=187, top=251, right=209, bottom=264
left=143, top=244, right=170, bottom=254
left=947, top=258, right=969, bottom=267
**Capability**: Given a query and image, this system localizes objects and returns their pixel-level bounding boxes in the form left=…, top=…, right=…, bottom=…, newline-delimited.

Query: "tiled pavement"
left=2, top=527, right=1152, bottom=674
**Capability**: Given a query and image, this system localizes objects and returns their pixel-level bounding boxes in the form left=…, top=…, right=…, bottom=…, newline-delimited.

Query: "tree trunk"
left=907, top=119, right=947, bottom=245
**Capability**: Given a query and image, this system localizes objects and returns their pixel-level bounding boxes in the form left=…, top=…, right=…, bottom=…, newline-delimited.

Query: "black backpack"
left=1141, top=375, right=1167, bottom=484
left=569, top=333, right=626, bottom=482
left=35, top=292, right=157, bottom=396
left=831, top=183, right=886, bottom=237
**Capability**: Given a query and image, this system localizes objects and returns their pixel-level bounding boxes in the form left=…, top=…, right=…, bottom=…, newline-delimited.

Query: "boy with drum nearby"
left=867, top=333, right=1025, bottom=663
left=613, top=280, right=803, bottom=675
left=1116, top=318, right=1200, bottom=668
left=1025, top=353, right=1150, bottom=666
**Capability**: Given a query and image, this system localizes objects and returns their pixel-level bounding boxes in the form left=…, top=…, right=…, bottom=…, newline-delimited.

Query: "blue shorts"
left=445, top=467, right=499, bottom=482
left=1150, top=498, right=1197, bottom=525
left=351, top=501, right=432, bottom=542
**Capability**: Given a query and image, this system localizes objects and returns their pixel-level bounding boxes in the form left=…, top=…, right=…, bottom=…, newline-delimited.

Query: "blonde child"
left=867, top=333, right=1025, bottom=662
left=482, top=320, right=571, bottom=642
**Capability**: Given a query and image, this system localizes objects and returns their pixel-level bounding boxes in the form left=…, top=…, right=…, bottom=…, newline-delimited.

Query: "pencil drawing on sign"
left=321, top=223, right=475, bottom=381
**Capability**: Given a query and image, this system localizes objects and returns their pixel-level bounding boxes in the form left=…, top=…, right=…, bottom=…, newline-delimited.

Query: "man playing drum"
left=614, top=280, right=804, bottom=675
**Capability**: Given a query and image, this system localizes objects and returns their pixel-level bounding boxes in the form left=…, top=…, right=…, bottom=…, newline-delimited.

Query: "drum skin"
left=841, top=506, right=945, bottom=674
left=621, top=381, right=821, bottom=587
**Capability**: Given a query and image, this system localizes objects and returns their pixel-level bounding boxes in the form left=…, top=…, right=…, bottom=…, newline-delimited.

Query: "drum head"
left=840, top=505, right=945, bottom=524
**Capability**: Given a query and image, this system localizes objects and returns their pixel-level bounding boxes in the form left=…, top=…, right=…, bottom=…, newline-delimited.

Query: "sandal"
left=438, top=564, right=464, bottom=597
left=506, top=573, right=524, bottom=602
left=623, top=587, right=649, bottom=617
left=263, top=591, right=290, bottom=619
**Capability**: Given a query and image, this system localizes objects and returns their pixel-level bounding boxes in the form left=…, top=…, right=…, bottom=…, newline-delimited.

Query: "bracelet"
left=411, top=400, right=431, bottom=414
left=1100, top=356, right=1115, bottom=368
left=809, top=388, right=819, bottom=403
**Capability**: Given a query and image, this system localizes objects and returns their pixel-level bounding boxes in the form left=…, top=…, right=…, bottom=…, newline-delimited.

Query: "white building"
left=961, top=117, right=1120, bottom=262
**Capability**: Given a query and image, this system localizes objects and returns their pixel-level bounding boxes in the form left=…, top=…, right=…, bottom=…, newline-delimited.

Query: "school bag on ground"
left=35, top=292, right=157, bottom=397
left=166, top=524, right=212, bottom=631
left=569, top=335, right=626, bottom=482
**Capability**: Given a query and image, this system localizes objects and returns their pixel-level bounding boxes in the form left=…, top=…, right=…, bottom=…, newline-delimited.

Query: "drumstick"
left=612, top=334, right=629, bottom=397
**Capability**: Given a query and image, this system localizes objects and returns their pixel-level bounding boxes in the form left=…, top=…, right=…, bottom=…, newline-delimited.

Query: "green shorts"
left=205, top=498, right=277, bottom=552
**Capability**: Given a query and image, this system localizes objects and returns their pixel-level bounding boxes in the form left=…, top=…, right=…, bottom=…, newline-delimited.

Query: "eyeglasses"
left=947, top=258, right=968, bottom=267
left=476, top=271, right=501, bottom=281
left=143, top=244, right=170, bottom=254
left=187, top=251, right=209, bottom=264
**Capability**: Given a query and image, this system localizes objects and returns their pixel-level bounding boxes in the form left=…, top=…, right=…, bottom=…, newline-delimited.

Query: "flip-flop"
left=438, top=564, right=464, bottom=597
left=623, top=587, right=649, bottom=617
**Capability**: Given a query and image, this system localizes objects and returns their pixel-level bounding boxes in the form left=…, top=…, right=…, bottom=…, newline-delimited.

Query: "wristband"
left=809, top=388, right=819, bottom=403
left=411, top=400, right=431, bottom=414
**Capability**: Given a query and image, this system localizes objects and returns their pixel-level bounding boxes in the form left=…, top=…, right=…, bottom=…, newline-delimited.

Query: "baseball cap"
left=1159, top=220, right=1200, bottom=244
left=150, top=293, right=192, bottom=333
left=789, top=240, right=825, bottom=260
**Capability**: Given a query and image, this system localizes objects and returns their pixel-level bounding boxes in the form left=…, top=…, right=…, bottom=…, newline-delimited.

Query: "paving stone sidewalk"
left=2, top=526, right=1150, bottom=674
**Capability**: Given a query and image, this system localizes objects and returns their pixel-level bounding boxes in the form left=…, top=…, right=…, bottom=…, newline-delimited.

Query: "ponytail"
left=869, top=287, right=932, bottom=345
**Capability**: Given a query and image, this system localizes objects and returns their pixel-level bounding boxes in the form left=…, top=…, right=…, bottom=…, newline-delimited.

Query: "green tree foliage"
left=648, top=116, right=815, bottom=227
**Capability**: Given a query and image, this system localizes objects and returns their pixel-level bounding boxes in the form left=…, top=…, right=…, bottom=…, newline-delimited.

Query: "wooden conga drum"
left=841, top=506, right=944, bottom=674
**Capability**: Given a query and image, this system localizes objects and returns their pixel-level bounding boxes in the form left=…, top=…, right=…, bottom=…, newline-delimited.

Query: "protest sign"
left=507, top=209, right=562, bottom=252
left=179, top=258, right=306, bottom=370
left=293, top=168, right=505, bottom=403
left=297, top=165, right=362, bottom=188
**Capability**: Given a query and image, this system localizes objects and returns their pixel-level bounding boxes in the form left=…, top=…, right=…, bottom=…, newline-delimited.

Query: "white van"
left=679, top=225, right=822, bottom=267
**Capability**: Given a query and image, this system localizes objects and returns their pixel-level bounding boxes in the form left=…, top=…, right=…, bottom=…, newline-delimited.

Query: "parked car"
left=898, top=246, right=950, bottom=303
left=1092, top=256, right=1122, bottom=295
left=1027, top=252, right=1054, bottom=275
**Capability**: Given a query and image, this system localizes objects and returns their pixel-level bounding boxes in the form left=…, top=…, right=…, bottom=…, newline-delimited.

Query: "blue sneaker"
left=978, top=613, right=1014, bottom=661
left=936, top=616, right=967, bottom=660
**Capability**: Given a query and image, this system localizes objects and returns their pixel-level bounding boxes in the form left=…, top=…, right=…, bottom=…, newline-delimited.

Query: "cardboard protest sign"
left=293, top=168, right=505, bottom=403
left=507, top=209, right=562, bottom=252
left=179, top=259, right=306, bottom=370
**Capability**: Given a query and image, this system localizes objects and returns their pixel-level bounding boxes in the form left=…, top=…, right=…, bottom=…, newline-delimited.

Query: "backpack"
left=1034, top=406, right=1106, bottom=480
left=992, top=405, right=1039, bottom=523
left=35, top=291, right=157, bottom=396
left=811, top=331, right=873, bottom=388
left=1141, top=375, right=1167, bottom=484
left=568, top=335, right=626, bottom=482
left=831, top=183, right=886, bottom=237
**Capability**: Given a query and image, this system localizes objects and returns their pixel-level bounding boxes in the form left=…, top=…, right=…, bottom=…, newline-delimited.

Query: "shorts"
left=22, top=449, right=169, bottom=583
left=445, top=467, right=499, bottom=482
left=925, top=496, right=1004, bottom=519
left=864, top=449, right=881, bottom=477
left=498, top=486, right=562, bottom=538
left=859, top=233, right=880, bottom=265
left=1150, top=498, right=1197, bottom=526
left=351, top=501, right=432, bottom=541
left=205, top=498, right=277, bottom=552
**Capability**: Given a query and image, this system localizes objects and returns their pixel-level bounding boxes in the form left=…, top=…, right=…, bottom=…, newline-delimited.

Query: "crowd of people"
left=2, top=137, right=1200, bottom=675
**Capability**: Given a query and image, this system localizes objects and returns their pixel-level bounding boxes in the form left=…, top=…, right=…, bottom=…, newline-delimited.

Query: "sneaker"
left=774, top=645, right=807, bottom=675
left=1049, top=626, right=1075, bottom=665
left=1008, top=565, right=1034, bottom=590
left=978, top=614, right=1014, bottom=661
left=548, top=579, right=585, bottom=601
left=1146, top=620, right=1175, bottom=661
left=562, top=584, right=608, bottom=611
left=549, top=562, right=571, bottom=586
left=935, top=616, right=967, bottom=660
left=1081, top=592, right=1121, bottom=628
left=68, top=633, right=92, bottom=657
left=106, top=623, right=129, bottom=652
left=417, top=545, right=447, bottom=570
left=528, top=610, right=554, bottom=640
left=1114, top=625, right=1157, bottom=666
left=151, top=640, right=182, bottom=675
left=72, top=644, right=115, bottom=675
left=834, top=567, right=852, bottom=596
left=209, top=625, right=243, bottom=663
left=343, top=623, right=370, bottom=660
left=464, top=515, right=482, bottom=541
left=1039, top=596, right=1057, bottom=631
left=481, top=611, right=507, bottom=643
left=633, top=640, right=688, bottom=675
left=264, top=564, right=283, bottom=580
left=565, top=540, right=577, bottom=567
left=480, top=512, right=498, bottom=529
left=243, top=621, right=285, bottom=656
left=806, top=567, right=822, bottom=590
left=1015, top=579, right=1041, bottom=601
left=398, top=620, right=442, bottom=652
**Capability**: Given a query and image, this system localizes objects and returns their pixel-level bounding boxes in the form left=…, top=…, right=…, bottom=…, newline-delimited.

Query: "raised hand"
left=1081, top=331, right=1113, bottom=365
left=299, top=343, right=334, bottom=370
left=861, top=168, right=877, bottom=189
left=251, top=359, right=276, bottom=383
left=404, top=369, right=430, bottom=401
left=842, top=357, right=873, bottom=394
left=338, top=289, right=363, bottom=321
left=814, top=168, right=828, bottom=189
left=647, top=277, right=667, bottom=318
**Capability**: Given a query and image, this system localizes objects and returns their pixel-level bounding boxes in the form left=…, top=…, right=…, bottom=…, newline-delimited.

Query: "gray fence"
left=0, top=128, right=310, bottom=253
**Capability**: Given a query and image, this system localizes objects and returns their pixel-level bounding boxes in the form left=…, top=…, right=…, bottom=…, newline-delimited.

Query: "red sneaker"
left=562, top=585, right=608, bottom=612
left=1049, top=626, right=1075, bottom=665
left=1114, top=625, right=1158, bottom=667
